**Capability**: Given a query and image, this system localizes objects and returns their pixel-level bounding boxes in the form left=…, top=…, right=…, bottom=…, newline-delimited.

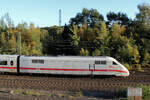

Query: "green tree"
left=126, top=3, right=150, bottom=66
left=136, top=3, right=150, bottom=25
left=93, top=22, right=110, bottom=56
left=16, top=22, right=43, bottom=55
left=70, top=24, right=80, bottom=47
left=107, top=12, right=130, bottom=26
left=80, top=48, right=89, bottom=56
left=109, top=23, right=141, bottom=67
left=142, top=50, right=150, bottom=67
left=8, top=34, right=17, bottom=54
left=42, top=26, right=64, bottom=55
left=0, top=32, right=6, bottom=53
left=92, top=49, right=101, bottom=56
left=70, top=8, right=104, bottom=27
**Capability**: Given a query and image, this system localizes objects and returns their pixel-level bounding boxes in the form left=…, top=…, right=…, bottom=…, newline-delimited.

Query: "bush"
left=123, top=63, right=132, bottom=70
left=118, top=88, right=127, bottom=97
left=137, top=64, right=144, bottom=72
left=23, top=91, right=34, bottom=95
left=139, top=85, right=150, bottom=99
left=15, top=89, right=22, bottom=94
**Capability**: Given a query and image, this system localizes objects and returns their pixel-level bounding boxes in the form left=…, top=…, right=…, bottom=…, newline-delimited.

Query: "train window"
left=101, top=61, right=106, bottom=65
left=113, top=61, right=117, bottom=65
left=10, top=61, right=14, bottom=66
left=95, top=61, right=100, bottom=64
left=95, top=61, right=106, bottom=65
left=32, top=59, right=44, bottom=64
left=0, top=61, right=7, bottom=65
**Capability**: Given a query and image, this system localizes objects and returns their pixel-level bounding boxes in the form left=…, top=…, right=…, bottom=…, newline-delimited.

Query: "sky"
left=0, top=0, right=150, bottom=27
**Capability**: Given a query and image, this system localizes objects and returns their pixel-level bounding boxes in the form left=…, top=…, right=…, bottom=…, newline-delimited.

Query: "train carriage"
left=20, top=56, right=92, bottom=75
left=19, top=56, right=129, bottom=76
left=0, top=55, right=18, bottom=73
left=0, top=55, right=129, bottom=76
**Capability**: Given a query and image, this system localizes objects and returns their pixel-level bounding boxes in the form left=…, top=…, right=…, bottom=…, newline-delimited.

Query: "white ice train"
left=0, top=55, right=129, bottom=76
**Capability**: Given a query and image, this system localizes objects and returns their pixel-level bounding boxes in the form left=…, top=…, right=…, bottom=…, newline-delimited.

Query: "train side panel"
left=40, top=59, right=91, bottom=75
left=19, top=56, right=129, bottom=76
left=93, top=58, right=119, bottom=75
left=20, top=56, right=34, bottom=73
left=0, top=55, right=18, bottom=73
left=20, top=56, right=92, bottom=75
left=92, top=57, right=129, bottom=76
left=69, top=60, right=92, bottom=75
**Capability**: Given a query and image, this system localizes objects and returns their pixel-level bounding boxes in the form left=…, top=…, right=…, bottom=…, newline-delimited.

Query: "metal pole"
left=18, top=31, right=21, bottom=55
left=59, top=9, right=61, bottom=27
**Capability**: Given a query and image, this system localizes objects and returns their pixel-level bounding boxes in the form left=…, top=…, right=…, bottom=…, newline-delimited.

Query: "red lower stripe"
left=40, top=68, right=89, bottom=71
left=94, top=69, right=127, bottom=73
left=21, top=67, right=128, bottom=73
left=0, top=67, right=16, bottom=69
left=20, top=67, right=36, bottom=70
left=0, top=66, right=128, bottom=74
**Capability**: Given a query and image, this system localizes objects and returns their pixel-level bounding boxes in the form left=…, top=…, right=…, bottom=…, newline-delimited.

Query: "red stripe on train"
left=20, top=67, right=128, bottom=73
left=0, top=67, right=16, bottom=69
left=0, top=67, right=128, bottom=73
left=20, top=67, right=36, bottom=70
left=94, top=69, right=127, bottom=73
left=40, top=68, right=89, bottom=71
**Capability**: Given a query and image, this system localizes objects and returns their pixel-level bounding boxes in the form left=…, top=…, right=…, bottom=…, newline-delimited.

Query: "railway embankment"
left=0, top=68, right=149, bottom=99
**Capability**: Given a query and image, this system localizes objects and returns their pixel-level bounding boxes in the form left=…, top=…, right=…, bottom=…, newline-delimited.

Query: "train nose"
left=121, top=65, right=130, bottom=76
left=123, top=67, right=130, bottom=76
left=126, top=69, right=130, bottom=76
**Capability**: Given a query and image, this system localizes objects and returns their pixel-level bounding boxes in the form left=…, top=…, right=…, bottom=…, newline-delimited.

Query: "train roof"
left=20, top=55, right=115, bottom=61
left=0, top=55, right=116, bottom=61
left=0, top=55, right=18, bottom=57
left=22, top=55, right=110, bottom=58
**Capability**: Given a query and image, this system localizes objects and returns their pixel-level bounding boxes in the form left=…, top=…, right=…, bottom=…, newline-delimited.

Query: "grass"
left=14, top=88, right=22, bottom=94
left=57, top=93, right=67, bottom=98
left=75, top=91, right=83, bottom=97
left=9, top=88, right=84, bottom=99
left=11, top=89, right=42, bottom=96
left=23, top=91, right=41, bottom=96
left=119, top=98, right=127, bottom=100
left=23, top=91, right=34, bottom=95
left=139, top=85, right=150, bottom=99
left=47, top=91, right=83, bottom=99
left=33, top=92, right=40, bottom=96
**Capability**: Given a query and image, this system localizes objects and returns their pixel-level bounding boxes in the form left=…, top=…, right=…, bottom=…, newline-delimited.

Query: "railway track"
left=0, top=70, right=149, bottom=92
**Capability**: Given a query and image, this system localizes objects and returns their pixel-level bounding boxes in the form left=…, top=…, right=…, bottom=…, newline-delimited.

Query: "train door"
left=89, top=64, right=95, bottom=75
left=8, top=57, right=17, bottom=73
left=0, top=58, right=8, bottom=72
left=93, top=60, right=107, bottom=75
left=0, top=55, right=18, bottom=73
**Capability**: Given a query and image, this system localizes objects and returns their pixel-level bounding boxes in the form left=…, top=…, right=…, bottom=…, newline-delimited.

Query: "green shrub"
left=23, top=91, right=34, bottom=95
left=123, top=63, right=132, bottom=70
left=15, top=89, right=22, bottom=94
left=137, top=64, right=144, bottom=72
left=34, top=92, right=40, bottom=96
left=119, top=98, right=127, bottom=100
left=139, top=85, right=150, bottom=99
left=118, top=88, right=127, bottom=97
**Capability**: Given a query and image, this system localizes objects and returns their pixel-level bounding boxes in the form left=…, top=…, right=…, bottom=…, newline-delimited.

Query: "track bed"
left=0, top=69, right=149, bottom=92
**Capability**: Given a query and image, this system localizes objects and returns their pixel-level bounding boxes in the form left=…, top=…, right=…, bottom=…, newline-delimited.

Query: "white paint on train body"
left=0, top=55, right=18, bottom=73
left=0, top=55, right=129, bottom=76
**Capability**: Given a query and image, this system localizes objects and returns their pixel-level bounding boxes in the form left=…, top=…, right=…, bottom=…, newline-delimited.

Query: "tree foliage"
left=107, top=12, right=130, bottom=26
left=0, top=5, right=150, bottom=68
left=70, top=8, right=104, bottom=27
